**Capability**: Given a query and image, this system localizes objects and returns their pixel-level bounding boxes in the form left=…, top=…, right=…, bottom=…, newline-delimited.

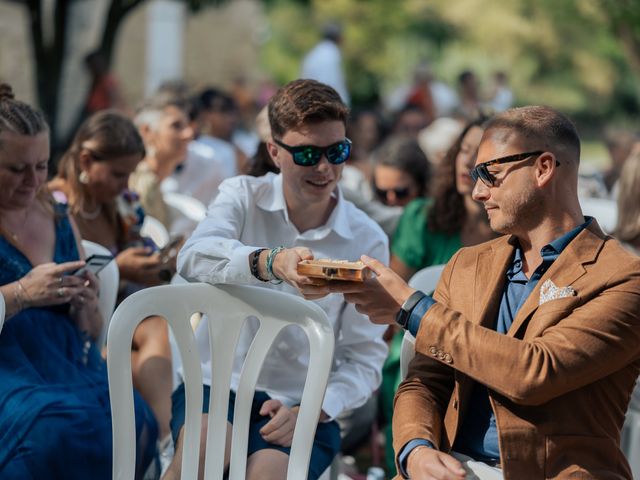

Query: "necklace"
left=1, top=209, right=29, bottom=242
left=79, top=203, right=103, bottom=220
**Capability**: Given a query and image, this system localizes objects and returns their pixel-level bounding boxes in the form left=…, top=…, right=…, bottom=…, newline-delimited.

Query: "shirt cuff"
left=398, top=438, right=435, bottom=478
left=228, top=245, right=263, bottom=282
left=407, top=295, right=436, bottom=337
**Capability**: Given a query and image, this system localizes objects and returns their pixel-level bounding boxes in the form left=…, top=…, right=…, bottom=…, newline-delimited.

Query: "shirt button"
left=429, top=346, right=438, bottom=356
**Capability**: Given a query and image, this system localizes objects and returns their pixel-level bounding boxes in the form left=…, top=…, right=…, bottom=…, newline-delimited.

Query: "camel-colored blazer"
left=394, top=221, right=640, bottom=479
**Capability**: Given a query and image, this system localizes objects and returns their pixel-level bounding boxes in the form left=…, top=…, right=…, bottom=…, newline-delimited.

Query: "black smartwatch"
left=395, top=290, right=426, bottom=329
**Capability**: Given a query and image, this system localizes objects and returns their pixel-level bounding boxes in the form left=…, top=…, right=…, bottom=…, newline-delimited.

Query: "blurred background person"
left=614, top=144, right=640, bottom=255
left=346, top=108, right=386, bottom=180
left=391, top=105, right=429, bottom=138
left=131, top=93, right=195, bottom=229
left=301, top=21, right=350, bottom=105
left=380, top=115, right=496, bottom=475
left=83, top=50, right=127, bottom=117
left=0, top=84, right=157, bottom=479
left=456, top=69, right=482, bottom=120
left=248, top=105, right=279, bottom=177
left=50, top=109, right=175, bottom=445
left=195, top=87, right=248, bottom=178
left=603, top=128, right=639, bottom=196
left=153, top=83, right=226, bottom=207
left=371, top=136, right=430, bottom=207
left=418, top=116, right=465, bottom=168
left=488, top=71, right=514, bottom=112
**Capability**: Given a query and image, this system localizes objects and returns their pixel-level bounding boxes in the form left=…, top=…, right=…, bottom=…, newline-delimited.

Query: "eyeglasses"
left=374, top=185, right=412, bottom=203
left=273, top=138, right=352, bottom=167
left=470, top=150, right=549, bottom=187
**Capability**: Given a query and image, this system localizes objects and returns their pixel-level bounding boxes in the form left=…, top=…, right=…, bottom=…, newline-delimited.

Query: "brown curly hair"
left=428, top=114, right=492, bottom=235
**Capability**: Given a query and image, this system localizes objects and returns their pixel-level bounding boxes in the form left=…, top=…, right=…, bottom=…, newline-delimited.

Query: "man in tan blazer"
left=320, top=106, right=640, bottom=479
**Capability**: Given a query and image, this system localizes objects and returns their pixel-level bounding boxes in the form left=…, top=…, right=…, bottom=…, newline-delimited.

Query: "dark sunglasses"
left=374, top=185, right=412, bottom=202
left=470, top=150, right=552, bottom=187
left=273, top=138, right=352, bottom=167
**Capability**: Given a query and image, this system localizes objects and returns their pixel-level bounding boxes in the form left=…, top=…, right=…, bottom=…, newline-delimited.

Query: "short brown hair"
left=268, top=79, right=349, bottom=140
left=484, top=106, right=580, bottom=164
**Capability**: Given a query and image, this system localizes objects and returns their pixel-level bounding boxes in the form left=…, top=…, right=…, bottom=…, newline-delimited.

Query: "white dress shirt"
left=162, top=141, right=225, bottom=207
left=177, top=173, right=389, bottom=419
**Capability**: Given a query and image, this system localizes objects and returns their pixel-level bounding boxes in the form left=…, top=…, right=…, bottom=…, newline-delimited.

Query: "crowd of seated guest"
left=1, top=55, right=639, bottom=480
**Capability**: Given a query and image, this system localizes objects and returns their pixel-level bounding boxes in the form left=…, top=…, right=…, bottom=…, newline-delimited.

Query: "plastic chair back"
left=400, top=264, right=446, bottom=379
left=107, top=283, right=334, bottom=480
left=579, top=196, right=617, bottom=233
left=141, top=215, right=170, bottom=248
left=82, top=240, right=119, bottom=348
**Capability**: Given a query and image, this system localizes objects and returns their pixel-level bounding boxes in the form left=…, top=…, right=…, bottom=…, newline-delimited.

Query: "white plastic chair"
left=81, top=240, right=120, bottom=348
left=164, top=192, right=207, bottom=237
left=579, top=196, right=617, bottom=233
left=0, top=292, right=5, bottom=335
left=107, top=283, right=335, bottom=480
left=400, top=264, right=446, bottom=380
left=140, top=215, right=170, bottom=248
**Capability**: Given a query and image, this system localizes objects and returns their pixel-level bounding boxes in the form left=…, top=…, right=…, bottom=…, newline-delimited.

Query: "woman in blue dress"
left=0, top=83, right=158, bottom=479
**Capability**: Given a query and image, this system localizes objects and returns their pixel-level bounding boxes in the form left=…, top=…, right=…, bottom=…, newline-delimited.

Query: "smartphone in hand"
left=71, top=254, right=114, bottom=277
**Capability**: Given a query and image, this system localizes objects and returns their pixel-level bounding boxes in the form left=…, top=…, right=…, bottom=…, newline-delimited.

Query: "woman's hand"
left=116, top=247, right=168, bottom=286
left=69, top=270, right=103, bottom=340
left=19, top=261, right=87, bottom=308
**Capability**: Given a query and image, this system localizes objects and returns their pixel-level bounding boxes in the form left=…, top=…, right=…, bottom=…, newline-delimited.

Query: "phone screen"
left=72, top=254, right=114, bottom=276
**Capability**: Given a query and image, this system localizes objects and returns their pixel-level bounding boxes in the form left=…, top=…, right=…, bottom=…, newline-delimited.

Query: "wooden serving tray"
left=297, top=259, right=371, bottom=282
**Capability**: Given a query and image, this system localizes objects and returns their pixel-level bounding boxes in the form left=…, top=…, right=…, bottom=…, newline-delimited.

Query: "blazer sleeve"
left=392, top=250, right=461, bottom=455
left=413, top=257, right=640, bottom=407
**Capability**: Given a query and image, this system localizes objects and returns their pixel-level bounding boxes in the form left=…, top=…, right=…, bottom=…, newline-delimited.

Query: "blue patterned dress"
left=0, top=204, right=158, bottom=479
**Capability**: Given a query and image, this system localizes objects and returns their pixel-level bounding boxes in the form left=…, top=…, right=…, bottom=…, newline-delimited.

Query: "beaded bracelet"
left=250, top=248, right=269, bottom=282
left=266, top=246, right=285, bottom=284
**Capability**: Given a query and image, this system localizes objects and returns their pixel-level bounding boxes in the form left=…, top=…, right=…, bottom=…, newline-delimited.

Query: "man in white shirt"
left=165, top=79, right=388, bottom=480
left=301, top=23, right=350, bottom=106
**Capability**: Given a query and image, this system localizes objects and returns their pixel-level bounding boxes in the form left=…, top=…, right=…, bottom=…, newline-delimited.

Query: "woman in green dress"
left=382, top=114, right=496, bottom=475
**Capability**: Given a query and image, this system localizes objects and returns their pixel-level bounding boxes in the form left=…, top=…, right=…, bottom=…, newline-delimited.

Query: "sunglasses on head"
left=470, top=150, right=554, bottom=187
left=273, top=138, right=352, bottom=167
left=374, top=185, right=412, bottom=202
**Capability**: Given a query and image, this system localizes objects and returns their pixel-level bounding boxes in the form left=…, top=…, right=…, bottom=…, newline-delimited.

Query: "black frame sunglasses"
left=374, top=185, right=412, bottom=202
left=273, top=138, right=352, bottom=167
left=470, top=150, right=552, bottom=187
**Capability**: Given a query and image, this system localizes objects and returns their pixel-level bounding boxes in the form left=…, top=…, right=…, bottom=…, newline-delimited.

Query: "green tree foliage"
left=261, top=0, right=640, bottom=120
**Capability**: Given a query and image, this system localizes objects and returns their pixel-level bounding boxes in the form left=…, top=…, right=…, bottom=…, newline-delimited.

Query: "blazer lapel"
left=474, top=236, right=515, bottom=328
left=507, top=221, right=607, bottom=337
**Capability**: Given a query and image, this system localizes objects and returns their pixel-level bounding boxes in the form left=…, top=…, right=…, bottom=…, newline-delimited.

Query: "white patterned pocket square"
left=539, top=279, right=576, bottom=305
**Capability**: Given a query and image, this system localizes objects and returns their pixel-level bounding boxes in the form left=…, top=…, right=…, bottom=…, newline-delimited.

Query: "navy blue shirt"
left=398, top=218, right=591, bottom=475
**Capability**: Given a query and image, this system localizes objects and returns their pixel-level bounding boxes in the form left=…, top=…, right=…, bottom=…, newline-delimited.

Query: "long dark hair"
left=428, top=114, right=492, bottom=235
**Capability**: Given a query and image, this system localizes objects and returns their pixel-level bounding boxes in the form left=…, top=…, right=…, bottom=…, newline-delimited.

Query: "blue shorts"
left=170, top=384, right=341, bottom=480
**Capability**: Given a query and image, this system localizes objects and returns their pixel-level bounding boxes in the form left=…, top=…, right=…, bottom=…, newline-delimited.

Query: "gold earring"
left=79, top=171, right=90, bottom=184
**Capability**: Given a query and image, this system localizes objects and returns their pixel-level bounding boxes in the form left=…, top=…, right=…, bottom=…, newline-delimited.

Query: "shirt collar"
left=508, top=216, right=593, bottom=275
left=255, top=173, right=354, bottom=240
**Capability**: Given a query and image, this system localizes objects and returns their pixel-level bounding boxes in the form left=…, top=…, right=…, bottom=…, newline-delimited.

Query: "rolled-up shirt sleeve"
left=178, top=177, right=261, bottom=285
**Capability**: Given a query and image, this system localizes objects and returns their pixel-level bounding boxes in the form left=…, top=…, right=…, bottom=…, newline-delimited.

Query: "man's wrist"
left=396, top=290, right=426, bottom=328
